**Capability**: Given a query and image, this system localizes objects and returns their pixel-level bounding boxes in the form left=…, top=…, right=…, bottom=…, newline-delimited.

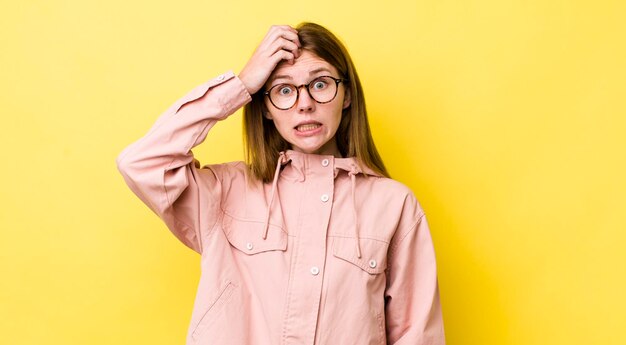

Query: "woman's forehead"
left=270, top=51, right=339, bottom=82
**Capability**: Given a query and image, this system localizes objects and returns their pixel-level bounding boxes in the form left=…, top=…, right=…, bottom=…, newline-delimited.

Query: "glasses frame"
left=264, top=75, right=347, bottom=110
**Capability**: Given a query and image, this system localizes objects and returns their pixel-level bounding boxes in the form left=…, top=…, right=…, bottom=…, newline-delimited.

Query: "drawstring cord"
left=262, top=152, right=285, bottom=240
left=349, top=166, right=362, bottom=258
left=262, top=152, right=363, bottom=259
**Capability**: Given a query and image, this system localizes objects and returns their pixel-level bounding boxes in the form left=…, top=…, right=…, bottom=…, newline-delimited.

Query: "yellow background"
left=1, top=0, right=625, bottom=344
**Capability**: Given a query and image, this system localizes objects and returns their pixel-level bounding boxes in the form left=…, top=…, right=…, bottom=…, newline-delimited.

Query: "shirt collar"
left=279, top=149, right=383, bottom=181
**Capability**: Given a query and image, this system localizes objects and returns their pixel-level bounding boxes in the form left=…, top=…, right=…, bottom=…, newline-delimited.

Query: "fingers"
left=264, top=25, right=301, bottom=52
left=267, top=38, right=300, bottom=59
left=266, top=25, right=300, bottom=44
left=260, top=25, right=301, bottom=65
left=270, top=49, right=296, bottom=66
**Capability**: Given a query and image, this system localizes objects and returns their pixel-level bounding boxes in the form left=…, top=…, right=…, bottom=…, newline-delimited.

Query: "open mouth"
left=295, top=123, right=322, bottom=132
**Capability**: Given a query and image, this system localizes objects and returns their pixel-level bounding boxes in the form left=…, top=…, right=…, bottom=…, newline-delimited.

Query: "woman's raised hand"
left=238, top=25, right=301, bottom=95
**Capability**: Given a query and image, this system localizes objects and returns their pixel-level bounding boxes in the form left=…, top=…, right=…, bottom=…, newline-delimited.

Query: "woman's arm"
left=116, top=73, right=250, bottom=253
left=116, top=26, right=301, bottom=254
left=385, top=199, right=446, bottom=344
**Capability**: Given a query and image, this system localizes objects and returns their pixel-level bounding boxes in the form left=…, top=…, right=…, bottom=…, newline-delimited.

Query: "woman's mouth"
left=296, top=123, right=321, bottom=132
left=294, top=122, right=323, bottom=136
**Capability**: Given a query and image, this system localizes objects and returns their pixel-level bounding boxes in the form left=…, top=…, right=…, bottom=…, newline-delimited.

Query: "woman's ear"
left=262, top=103, right=273, bottom=120
left=342, top=88, right=351, bottom=109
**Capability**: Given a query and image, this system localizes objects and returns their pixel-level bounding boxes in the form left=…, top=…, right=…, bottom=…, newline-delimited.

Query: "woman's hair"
left=243, top=22, right=389, bottom=183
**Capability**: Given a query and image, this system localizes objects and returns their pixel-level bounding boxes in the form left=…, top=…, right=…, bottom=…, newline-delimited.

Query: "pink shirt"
left=116, top=71, right=445, bottom=344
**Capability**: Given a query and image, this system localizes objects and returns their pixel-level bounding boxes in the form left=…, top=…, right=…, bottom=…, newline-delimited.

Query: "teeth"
left=297, top=124, right=321, bottom=131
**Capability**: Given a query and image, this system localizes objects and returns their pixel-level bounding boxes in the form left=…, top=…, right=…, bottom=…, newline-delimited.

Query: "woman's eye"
left=278, top=87, right=293, bottom=95
left=313, top=81, right=327, bottom=90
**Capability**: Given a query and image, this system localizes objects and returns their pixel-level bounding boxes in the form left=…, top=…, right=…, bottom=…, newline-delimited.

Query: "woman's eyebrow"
left=270, top=74, right=293, bottom=82
left=309, top=67, right=332, bottom=75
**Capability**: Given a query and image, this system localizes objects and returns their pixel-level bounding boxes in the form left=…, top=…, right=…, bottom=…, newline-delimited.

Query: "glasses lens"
left=308, top=76, right=337, bottom=103
left=269, top=84, right=297, bottom=109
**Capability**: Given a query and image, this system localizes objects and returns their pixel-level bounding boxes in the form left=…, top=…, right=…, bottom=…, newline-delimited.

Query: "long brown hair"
left=243, top=22, right=389, bottom=183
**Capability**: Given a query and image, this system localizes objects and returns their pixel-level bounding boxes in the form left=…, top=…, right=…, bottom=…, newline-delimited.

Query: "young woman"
left=117, top=22, right=445, bottom=345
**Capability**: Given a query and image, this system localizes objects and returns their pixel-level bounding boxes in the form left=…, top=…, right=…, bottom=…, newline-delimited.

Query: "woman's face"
left=264, top=50, right=350, bottom=157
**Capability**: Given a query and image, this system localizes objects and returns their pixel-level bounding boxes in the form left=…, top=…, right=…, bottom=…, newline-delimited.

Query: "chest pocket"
left=332, top=236, right=389, bottom=275
left=222, top=213, right=288, bottom=254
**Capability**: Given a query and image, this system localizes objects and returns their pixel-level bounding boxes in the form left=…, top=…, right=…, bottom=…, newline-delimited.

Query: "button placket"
left=281, top=153, right=334, bottom=340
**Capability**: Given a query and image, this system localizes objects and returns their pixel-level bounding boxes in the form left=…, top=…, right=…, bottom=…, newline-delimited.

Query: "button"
left=310, top=266, right=320, bottom=275
left=369, top=259, right=377, bottom=268
left=216, top=74, right=225, bottom=81
left=321, top=159, right=329, bottom=167
left=246, top=242, right=254, bottom=250
left=321, top=194, right=329, bottom=202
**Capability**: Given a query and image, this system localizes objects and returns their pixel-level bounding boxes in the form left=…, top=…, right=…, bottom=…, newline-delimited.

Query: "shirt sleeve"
left=115, top=71, right=251, bottom=253
left=385, top=197, right=446, bottom=344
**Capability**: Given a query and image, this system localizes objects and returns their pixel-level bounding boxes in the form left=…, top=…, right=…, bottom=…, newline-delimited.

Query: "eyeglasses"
left=264, top=75, right=347, bottom=110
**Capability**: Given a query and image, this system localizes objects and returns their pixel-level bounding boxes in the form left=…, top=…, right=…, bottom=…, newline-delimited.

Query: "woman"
left=117, top=22, right=445, bottom=345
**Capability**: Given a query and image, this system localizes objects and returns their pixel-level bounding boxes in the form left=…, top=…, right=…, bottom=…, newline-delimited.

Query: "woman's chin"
left=289, top=140, right=339, bottom=156
left=290, top=145, right=323, bottom=155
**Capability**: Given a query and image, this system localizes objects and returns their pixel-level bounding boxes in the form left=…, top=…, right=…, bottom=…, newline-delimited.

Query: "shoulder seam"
left=388, top=211, right=426, bottom=259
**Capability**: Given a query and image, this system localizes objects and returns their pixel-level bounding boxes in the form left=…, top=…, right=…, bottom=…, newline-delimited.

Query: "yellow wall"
left=1, top=1, right=624, bottom=344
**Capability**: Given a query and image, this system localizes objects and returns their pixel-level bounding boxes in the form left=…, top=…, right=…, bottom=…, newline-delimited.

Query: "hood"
left=279, top=149, right=383, bottom=182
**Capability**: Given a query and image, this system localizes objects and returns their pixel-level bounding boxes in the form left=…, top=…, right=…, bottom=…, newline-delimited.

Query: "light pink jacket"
left=116, top=71, right=445, bottom=345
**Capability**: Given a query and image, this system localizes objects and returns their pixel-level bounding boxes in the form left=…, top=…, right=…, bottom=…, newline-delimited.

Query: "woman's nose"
left=297, top=87, right=315, bottom=113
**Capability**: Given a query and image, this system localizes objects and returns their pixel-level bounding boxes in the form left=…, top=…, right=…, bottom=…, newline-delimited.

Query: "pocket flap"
left=222, top=214, right=288, bottom=255
left=332, top=237, right=389, bottom=274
